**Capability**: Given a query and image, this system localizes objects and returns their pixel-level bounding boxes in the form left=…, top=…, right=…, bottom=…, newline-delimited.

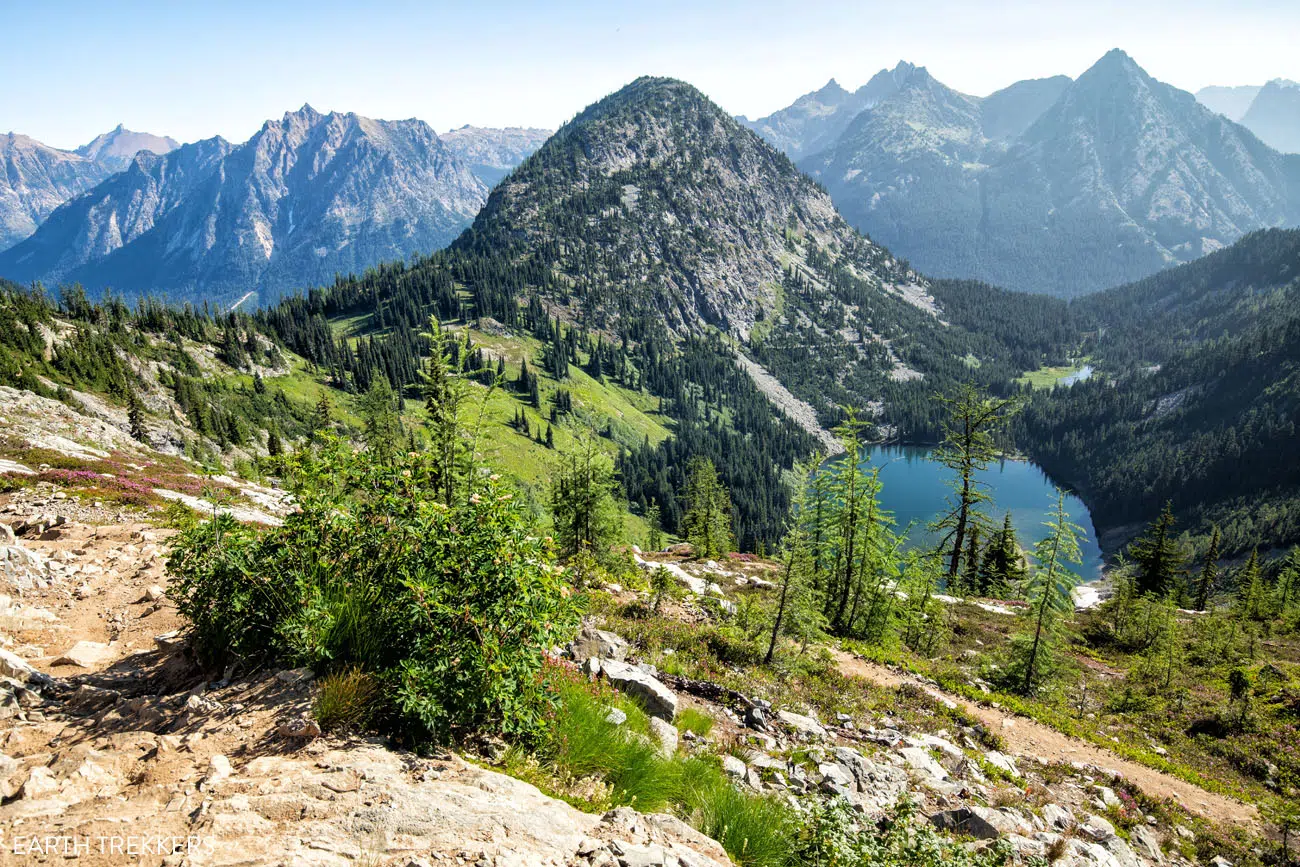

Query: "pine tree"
left=1194, top=527, right=1221, bottom=612
left=1010, top=491, right=1083, bottom=694
left=1128, top=502, right=1183, bottom=597
left=681, top=457, right=733, bottom=559
left=545, top=423, right=555, bottom=449
left=266, top=427, right=283, bottom=457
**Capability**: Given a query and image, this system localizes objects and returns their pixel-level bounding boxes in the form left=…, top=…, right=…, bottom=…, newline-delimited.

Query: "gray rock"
left=721, top=755, right=746, bottom=780
left=600, top=659, right=677, bottom=721
left=605, top=707, right=628, bottom=726
left=1042, top=803, right=1074, bottom=831
left=774, top=709, right=827, bottom=739
left=898, top=746, right=949, bottom=781
left=648, top=717, right=678, bottom=758
left=1129, top=825, right=1163, bottom=862
left=818, top=762, right=855, bottom=790
left=984, top=750, right=1019, bottom=777
left=929, top=806, right=1033, bottom=840
left=569, top=626, right=630, bottom=663
left=1081, top=814, right=1117, bottom=841
left=0, top=647, right=50, bottom=685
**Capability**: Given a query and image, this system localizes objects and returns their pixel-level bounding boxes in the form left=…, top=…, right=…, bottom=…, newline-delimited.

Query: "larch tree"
left=1193, top=527, right=1221, bottom=612
left=1011, top=491, right=1083, bottom=694
left=681, top=457, right=733, bottom=559
left=932, top=384, right=1021, bottom=582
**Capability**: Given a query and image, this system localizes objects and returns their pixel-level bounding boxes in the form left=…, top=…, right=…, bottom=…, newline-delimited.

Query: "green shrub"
left=168, top=440, right=582, bottom=744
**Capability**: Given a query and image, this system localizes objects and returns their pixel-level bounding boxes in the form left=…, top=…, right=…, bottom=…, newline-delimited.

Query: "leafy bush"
left=168, top=440, right=582, bottom=744
left=794, top=796, right=1012, bottom=867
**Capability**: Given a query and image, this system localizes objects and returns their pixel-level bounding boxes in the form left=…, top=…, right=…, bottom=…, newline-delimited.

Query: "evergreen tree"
left=933, top=384, right=1021, bottom=581
left=310, top=395, right=333, bottom=443
left=545, top=423, right=555, bottom=449
left=550, top=431, right=621, bottom=560
left=266, top=427, right=283, bottom=457
left=645, top=502, right=664, bottom=552
left=1276, top=546, right=1300, bottom=618
left=1128, top=502, right=1183, bottom=597
left=978, top=514, right=1026, bottom=597
left=1009, top=491, right=1083, bottom=694
left=359, top=374, right=402, bottom=461
left=1194, top=527, right=1221, bottom=612
left=680, top=457, right=733, bottom=559
left=766, top=460, right=821, bottom=664
left=1234, top=548, right=1265, bottom=623
left=128, top=391, right=148, bottom=443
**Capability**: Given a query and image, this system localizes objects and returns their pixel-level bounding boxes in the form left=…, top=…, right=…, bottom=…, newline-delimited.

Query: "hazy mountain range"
left=0, top=110, right=552, bottom=305
left=1197, top=79, right=1300, bottom=153
left=0, top=126, right=178, bottom=251
left=747, top=50, right=1300, bottom=296
left=439, top=125, right=553, bottom=186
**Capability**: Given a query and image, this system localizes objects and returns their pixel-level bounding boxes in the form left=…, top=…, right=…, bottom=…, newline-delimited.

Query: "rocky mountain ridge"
left=439, top=124, right=553, bottom=185
left=760, top=50, right=1300, bottom=296
left=0, top=107, right=489, bottom=305
left=0, top=127, right=178, bottom=252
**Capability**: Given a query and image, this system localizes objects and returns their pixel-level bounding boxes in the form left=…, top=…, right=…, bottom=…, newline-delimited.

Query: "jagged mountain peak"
left=75, top=125, right=180, bottom=172
left=0, top=106, right=488, bottom=304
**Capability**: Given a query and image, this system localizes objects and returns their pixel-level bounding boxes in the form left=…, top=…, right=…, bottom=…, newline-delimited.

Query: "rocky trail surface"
left=0, top=506, right=730, bottom=866
left=832, top=651, right=1258, bottom=828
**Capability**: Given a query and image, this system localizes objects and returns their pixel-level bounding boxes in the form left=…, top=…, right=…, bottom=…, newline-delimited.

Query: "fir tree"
left=550, top=431, right=621, bottom=560
left=1194, top=527, right=1221, bottom=612
left=1128, top=502, right=1183, bottom=597
left=645, top=502, right=664, bottom=552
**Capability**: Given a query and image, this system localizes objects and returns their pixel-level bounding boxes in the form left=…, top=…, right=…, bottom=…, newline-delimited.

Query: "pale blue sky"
left=8, top=0, right=1298, bottom=149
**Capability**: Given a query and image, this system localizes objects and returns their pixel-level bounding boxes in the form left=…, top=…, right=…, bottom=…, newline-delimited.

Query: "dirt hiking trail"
left=833, top=650, right=1259, bottom=828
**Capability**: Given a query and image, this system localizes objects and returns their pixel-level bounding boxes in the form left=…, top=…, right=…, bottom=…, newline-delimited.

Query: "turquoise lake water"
left=859, top=445, right=1104, bottom=581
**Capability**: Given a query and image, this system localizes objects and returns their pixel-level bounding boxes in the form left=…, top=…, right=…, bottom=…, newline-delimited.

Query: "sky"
left=8, top=0, right=1299, bottom=149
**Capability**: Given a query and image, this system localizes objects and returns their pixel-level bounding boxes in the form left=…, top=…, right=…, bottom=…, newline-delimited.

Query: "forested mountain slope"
left=1017, top=229, right=1300, bottom=556
left=252, top=78, right=1081, bottom=545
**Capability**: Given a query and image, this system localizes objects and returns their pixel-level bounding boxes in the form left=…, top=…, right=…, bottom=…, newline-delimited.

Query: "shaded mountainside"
left=1017, top=229, right=1300, bottom=556
left=738, top=64, right=918, bottom=161
left=1195, top=84, right=1262, bottom=122
left=789, top=50, right=1300, bottom=297
left=0, top=107, right=488, bottom=306
left=439, top=124, right=553, bottom=186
